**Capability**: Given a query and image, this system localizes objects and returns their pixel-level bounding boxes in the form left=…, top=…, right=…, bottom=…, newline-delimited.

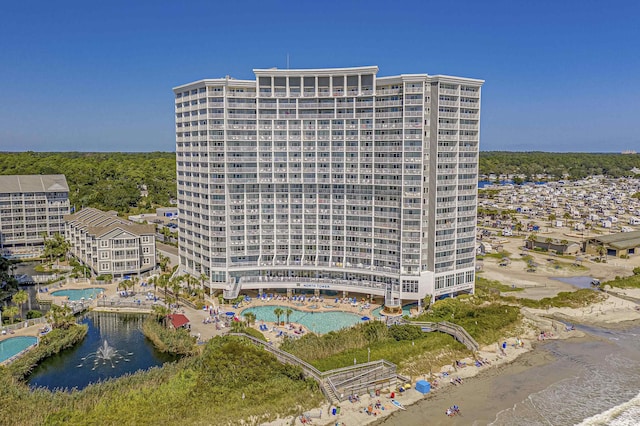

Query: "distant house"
left=156, top=207, right=179, bottom=217
left=584, top=230, right=640, bottom=258
left=476, top=242, right=493, bottom=255
left=524, top=236, right=581, bottom=255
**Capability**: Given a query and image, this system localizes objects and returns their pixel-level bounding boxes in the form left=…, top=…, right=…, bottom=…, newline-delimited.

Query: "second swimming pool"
left=50, top=287, right=105, bottom=301
left=0, top=336, right=38, bottom=363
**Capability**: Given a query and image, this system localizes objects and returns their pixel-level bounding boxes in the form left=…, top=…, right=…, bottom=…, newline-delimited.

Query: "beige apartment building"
left=64, top=208, right=156, bottom=277
left=174, top=66, right=483, bottom=306
left=0, top=174, right=70, bottom=259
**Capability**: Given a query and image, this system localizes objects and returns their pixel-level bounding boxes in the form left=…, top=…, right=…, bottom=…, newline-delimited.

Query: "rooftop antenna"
left=287, top=53, right=290, bottom=69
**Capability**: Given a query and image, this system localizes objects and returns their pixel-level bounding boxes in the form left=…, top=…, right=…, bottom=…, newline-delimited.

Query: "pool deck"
left=27, top=278, right=420, bottom=347
left=229, top=296, right=384, bottom=343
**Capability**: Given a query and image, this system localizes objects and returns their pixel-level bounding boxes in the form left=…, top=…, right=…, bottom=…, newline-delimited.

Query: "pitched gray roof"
left=591, top=230, right=640, bottom=250
left=65, top=207, right=155, bottom=237
left=0, top=174, right=69, bottom=193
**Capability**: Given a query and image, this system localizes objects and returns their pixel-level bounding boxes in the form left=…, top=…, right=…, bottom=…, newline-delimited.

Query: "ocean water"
left=490, top=325, right=640, bottom=426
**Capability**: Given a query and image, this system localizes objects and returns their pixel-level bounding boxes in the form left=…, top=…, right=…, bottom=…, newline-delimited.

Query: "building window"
left=100, top=240, right=109, bottom=247
left=465, top=270, right=474, bottom=283
left=402, top=281, right=418, bottom=293
left=100, top=263, right=109, bottom=270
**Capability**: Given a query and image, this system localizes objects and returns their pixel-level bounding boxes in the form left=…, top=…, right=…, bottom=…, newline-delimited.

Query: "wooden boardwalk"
left=229, top=333, right=409, bottom=403
left=403, top=320, right=480, bottom=351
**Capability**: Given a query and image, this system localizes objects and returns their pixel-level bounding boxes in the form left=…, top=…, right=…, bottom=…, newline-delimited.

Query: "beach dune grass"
left=413, top=298, right=522, bottom=345
left=504, top=288, right=606, bottom=309
left=604, top=274, right=640, bottom=289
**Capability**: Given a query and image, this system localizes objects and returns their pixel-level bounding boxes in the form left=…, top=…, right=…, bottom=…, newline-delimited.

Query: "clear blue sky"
left=1, top=0, right=639, bottom=153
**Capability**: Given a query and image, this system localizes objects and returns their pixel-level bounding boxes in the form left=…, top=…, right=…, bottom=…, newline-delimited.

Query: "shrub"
left=141, top=317, right=196, bottom=355
left=26, top=310, right=43, bottom=319
left=96, top=274, right=113, bottom=281
left=388, top=324, right=424, bottom=341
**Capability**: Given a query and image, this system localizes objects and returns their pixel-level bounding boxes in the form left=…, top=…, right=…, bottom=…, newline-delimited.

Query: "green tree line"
left=479, top=152, right=640, bottom=181
left=0, top=152, right=176, bottom=214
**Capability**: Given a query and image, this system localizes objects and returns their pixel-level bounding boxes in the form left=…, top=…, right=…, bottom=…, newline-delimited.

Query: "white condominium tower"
left=174, top=66, right=482, bottom=308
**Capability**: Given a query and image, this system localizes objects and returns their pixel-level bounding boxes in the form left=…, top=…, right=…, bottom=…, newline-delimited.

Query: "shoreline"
left=261, top=311, right=592, bottom=426
left=261, top=306, right=640, bottom=426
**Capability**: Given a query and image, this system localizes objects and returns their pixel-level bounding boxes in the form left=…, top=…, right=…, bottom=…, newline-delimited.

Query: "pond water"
left=240, top=305, right=363, bottom=334
left=28, top=312, right=178, bottom=390
left=0, top=336, right=38, bottom=363
left=551, top=276, right=597, bottom=289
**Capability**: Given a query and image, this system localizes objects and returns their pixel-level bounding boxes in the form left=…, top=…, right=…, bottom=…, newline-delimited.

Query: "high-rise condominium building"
left=0, top=174, right=69, bottom=258
left=174, top=66, right=482, bottom=307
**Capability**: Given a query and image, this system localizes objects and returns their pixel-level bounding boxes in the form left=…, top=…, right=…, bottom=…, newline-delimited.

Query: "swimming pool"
left=0, top=336, right=38, bottom=363
left=50, top=287, right=105, bottom=301
left=240, top=305, right=363, bottom=334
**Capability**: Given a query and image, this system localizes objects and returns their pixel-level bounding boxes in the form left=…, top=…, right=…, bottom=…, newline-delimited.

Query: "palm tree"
left=157, top=273, right=170, bottom=301
left=148, top=275, right=158, bottom=298
left=47, top=304, right=74, bottom=329
left=152, top=304, right=171, bottom=325
left=192, top=287, right=205, bottom=305
left=120, top=279, right=132, bottom=295
left=3, top=306, right=19, bottom=325
left=285, top=308, right=293, bottom=324
left=187, top=275, right=199, bottom=295
left=170, top=276, right=183, bottom=308
left=130, top=276, right=140, bottom=295
left=12, top=290, right=29, bottom=321
left=273, top=307, right=284, bottom=325
left=596, top=245, right=606, bottom=261
left=244, top=312, right=256, bottom=327
left=43, top=232, right=70, bottom=266
left=199, top=272, right=209, bottom=295
left=230, top=319, right=245, bottom=333
left=157, top=252, right=170, bottom=273
left=545, top=237, right=553, bottom=253
left=526, top=233, right=537, bottom=249
left=560, top=239, right=569, bottom=255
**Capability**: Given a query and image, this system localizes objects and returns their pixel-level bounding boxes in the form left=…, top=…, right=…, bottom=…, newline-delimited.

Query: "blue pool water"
left=240, top=305, right=363, bottom=334
left=51, top=287, right=105, bottom=301
left=0, top=336, right=38, bottom=363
